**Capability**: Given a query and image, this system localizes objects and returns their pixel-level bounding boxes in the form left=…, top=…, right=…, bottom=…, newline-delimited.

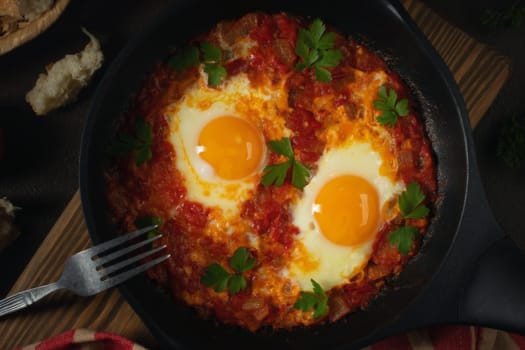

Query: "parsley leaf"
left=135, top=147, right=152, bottom=166
left=395, top=98, right=409, bottom=116
left=388, top=226, right=418, bottom=255
left=376, top=110, right=398, bottom=127
left=135, top=215, right=162, bottom=239
left=295, top=292, right=319, bottom=311
left=268, top=138, right=294, bottom=158
left=201, top=247, right=256, bottom=294
left=204, top=63, right=227, bottom=87
left=228, top=274, right=247, bottom=294
left=261, top=161, right=291, bottom=187
left=200, top=42, right=222, bottom=62
left=168, top=46, right=200, bottom=72
left=134, top=119, right=153, bottom=166
left=293, top=279, right=329, bottom=318
left=316, top=49, right=342, bottom=68
left=200, top=42, right=227, bottom=87
left=201, top=263, right=231, bottom=292
left=314, top=66, right=332, bottom=83
left=168, top=42, right=227, bottom=87
left=110, top=132, right=136, bottom=157
left=318, top=32, right=336, bottom=50
left=497, top=116, right=525, bottom=168
left=261, top=138, right=311, bottom=189
left=135, top=216, right=162, bottom=228
left=230, top=247, right=256, bottom=273
left=295, top=19, right=343, bottom=82
left=373, top=85, right=409, bottom=127
left=111, top=118, right=153, bottom=166
left=398, top=182, right=429, bottom=219
left=388, top=182, right=429, bottom=255
left=309, top=19, right=325, bottom=43
left=291, top=161, right=310, bottom=190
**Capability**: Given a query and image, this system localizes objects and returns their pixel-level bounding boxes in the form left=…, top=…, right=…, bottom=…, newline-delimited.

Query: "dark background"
left=0, top=0, right=523, bottom=302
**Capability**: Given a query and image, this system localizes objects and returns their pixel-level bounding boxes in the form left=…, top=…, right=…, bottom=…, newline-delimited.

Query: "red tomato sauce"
left=105, top=13, right=437, bottom=331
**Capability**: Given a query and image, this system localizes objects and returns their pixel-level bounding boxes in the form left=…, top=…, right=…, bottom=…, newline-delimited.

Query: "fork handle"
left=0, top=282, right=61, bottom=317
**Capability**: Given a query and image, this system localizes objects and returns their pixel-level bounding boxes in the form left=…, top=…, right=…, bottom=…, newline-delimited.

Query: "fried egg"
left=289, top=142, right=405, bottom=291
left=106, top=12, right=439, bottom=331
left=167, top=72, right=289, bottom=219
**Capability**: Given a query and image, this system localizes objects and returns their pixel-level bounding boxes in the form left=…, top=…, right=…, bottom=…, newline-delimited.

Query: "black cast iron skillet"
left=79, top=0, right=525, bottom=348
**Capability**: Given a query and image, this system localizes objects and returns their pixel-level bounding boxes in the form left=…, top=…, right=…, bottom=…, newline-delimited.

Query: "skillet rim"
left=79, top=0, right=472, bottom=347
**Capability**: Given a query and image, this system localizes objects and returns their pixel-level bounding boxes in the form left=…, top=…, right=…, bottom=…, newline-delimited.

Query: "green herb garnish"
left=373, top=85, right=409, bottom=127
left=497, top=115, right=525, bottom=168
left=111, top=118, right=152, bottom=166
left=388, top=226, right=418, bottom=256
left=168, top=42, right=227, bottom=87
left=135, top=215, right=162, bottom=239
left=293, top=279, right=328, bottom=319
left=201, top=263, right=231, bottom=292
left=229, top=246, right=257, bottom=273
left=201, top=247, right=256, bottom=294
left=481, top=3, right=525, bottom=30
left=398, top=182, right=430, bottom=219
left=168, top=46, right=200, bottom=72
left=388, top=182, right=429, bottom=255
left=200, top=42, right=227, bottom=87
left=295, top=19, right=343, bottom=82
left=261, top=137, right=311, bottom=189
left=203, top=63, right=227, bottom=87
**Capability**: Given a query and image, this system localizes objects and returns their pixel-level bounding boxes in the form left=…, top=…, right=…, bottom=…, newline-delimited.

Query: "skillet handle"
left=459, top=236, right=525, bottom=334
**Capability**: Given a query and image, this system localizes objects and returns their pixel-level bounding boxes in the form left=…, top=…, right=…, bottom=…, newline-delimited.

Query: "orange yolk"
left=197, top=116, right=264, bottom=180
left=314, top=175, right=380, bottom=246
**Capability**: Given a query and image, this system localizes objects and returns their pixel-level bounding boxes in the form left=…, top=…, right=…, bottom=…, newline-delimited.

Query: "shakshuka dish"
left=105, top=13, right=437, bottom=331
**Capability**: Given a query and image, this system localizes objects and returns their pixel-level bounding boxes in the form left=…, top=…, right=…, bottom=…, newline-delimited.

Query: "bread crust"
left=0, top=198, right=19, bottom=252
left=0, top=0, right=21, bottom=18
left=0, top=0, right=54, bottom=20
left=25, top=28, right=104, bottom=115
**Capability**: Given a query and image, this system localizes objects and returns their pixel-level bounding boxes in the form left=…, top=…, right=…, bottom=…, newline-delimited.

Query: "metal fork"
left=0, top=225, right=170, bottom=318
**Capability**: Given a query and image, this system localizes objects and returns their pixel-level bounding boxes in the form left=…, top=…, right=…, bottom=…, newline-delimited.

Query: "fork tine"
left=94, top=234, right=162, bottom=266
left=0, top=294, right=26, bottom=317
left=100, top=245, right=167, bottom=277
left=86, top=225, right=158, bottom=256
left=102, top=254, right=171, bottom=289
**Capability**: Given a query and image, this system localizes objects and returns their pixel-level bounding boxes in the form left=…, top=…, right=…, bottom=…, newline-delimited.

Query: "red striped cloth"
left=15, top=329, right=146, bottom=350
left=15, top=327, right=525, bottom=350
left=369, top=326, right=525, bottom=350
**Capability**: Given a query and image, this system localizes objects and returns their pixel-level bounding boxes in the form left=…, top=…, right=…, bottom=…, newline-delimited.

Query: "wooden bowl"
left=0, top=0, right=69, bottom=55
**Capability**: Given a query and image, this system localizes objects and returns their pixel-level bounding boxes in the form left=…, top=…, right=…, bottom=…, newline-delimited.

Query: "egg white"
left=288, top=142, right=405, bottom=291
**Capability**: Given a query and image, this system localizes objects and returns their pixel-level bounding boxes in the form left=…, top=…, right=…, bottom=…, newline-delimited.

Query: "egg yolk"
left=314, top=175, right=379, bottom=246
left=197, top=116, right=264, bottom=180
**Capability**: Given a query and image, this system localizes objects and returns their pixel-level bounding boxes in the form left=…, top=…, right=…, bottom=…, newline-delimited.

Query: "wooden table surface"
left=0, top=1, right=511, bottom=349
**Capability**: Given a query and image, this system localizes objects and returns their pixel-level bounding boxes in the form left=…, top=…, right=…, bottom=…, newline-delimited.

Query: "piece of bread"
left=0, top=197, right=19, bottom=252
left=25, top=28, right=104, bottom=116
left=0, top=0, right=54, bottom=20
left=0, top=0, right=21, bottom=18
left=0, top=14, right=17, bottom=35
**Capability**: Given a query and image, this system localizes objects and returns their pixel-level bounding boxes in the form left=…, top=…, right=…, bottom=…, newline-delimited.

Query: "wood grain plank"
left=402, top=0, right=511, bottom=126
left=0, top=192, right=156, bottom=349
left=0, top=1, right=511, bottom=349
